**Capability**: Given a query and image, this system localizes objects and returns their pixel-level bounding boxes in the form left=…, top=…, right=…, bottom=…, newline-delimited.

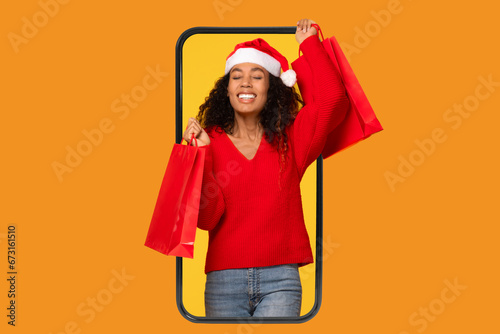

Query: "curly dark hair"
left=196, top=73, right=304, bottom=187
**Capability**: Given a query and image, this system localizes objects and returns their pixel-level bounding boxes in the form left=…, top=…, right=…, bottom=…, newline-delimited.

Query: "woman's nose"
left=240, top=78, right=252, bottom=87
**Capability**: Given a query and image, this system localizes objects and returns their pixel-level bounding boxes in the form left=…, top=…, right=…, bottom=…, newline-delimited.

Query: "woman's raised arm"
left=291, top=19, right=349, bottom=178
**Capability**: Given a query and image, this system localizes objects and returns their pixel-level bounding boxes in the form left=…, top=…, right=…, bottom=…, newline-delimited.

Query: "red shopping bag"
left=291, top=24, right=383, bottom=159
left=144, top=133, right=205, bottom=258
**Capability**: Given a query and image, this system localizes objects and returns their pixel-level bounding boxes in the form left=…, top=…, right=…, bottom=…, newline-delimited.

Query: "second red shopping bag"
left=291, top=24, right=383, bottom=159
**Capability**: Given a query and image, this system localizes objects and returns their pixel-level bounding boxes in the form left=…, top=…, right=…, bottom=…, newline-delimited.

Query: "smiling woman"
left=181, top=18, right=350, bottom=318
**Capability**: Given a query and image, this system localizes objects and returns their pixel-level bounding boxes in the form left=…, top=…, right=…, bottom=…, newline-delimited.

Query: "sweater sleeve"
left=292, top=34, right=349, bottom=178
left=196, top=143, right=225, bottom=231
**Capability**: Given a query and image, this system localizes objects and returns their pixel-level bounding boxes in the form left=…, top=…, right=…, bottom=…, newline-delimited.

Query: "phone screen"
left=175, top=27, right=323, bottom=323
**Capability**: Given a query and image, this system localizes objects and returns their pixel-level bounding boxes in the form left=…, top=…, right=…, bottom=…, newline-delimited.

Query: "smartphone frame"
left=175, top=26, right=324, bottom=324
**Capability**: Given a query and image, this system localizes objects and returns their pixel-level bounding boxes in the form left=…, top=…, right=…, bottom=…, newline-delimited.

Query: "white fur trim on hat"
left=280, top=69, right=297, bottom=87
left=225, top=48, right=281, bottom=77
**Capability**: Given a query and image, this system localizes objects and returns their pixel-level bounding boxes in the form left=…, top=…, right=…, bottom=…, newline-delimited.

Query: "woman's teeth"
left=238, top=94, right=256, bottom=100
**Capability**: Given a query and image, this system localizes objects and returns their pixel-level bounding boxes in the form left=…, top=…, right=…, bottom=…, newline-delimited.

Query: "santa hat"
left=224, top=38, right=297, bottom=87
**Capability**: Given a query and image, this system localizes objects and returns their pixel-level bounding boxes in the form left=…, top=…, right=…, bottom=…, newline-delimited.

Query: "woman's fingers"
left=295, top=19, right=318, bottom=44
left=187, top=117, right=199, bottom=127
left=297, top=19, right=309, bottom=33
left=296, top=18, right=316, bottom=33
left=184, top=117, right=208, bottom=145
left=191, top=124, right=200, bottom=135
left=305, top=19, right=311, bottom=33
left=296, top=19, right=304, bottom=32
left=185, top=118, right=199, bottom=134
left=187, top=117, right=196, bottom=128
left=184, top=120, right=197, bottom=142
left=192, top=122, right=201, bottom=134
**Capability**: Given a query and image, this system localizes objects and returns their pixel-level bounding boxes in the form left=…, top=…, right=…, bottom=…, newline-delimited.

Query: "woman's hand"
left=295, top=18, right=318, bottom=44
left=183, top=117, right=211, bottom=146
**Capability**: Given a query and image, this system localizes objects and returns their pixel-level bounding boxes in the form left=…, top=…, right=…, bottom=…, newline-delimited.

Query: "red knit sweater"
left=196, top=35, right=349, bottom=274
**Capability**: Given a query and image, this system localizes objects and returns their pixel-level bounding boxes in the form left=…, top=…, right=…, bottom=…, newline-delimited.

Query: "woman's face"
left=227, top=62, right=270, bottom=115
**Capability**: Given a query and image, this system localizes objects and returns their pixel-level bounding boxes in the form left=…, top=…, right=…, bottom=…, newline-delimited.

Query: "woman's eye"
left=231, top=76, right=261, bottom=80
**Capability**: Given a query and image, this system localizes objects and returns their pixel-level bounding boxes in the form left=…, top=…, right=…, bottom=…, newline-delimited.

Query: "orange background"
left=1, top=0, right=499, bottom=333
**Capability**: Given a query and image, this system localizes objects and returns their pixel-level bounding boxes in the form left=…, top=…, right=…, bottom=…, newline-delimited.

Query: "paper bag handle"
left=181, top=132, right=198, bottom=147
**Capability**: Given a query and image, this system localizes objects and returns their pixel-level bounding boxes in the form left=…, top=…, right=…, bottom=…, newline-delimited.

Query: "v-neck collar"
left=222, top=130, right=265, bottom=162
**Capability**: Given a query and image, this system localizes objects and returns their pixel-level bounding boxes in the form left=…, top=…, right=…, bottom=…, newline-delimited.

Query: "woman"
left=182, top=19, right=349, bottom=317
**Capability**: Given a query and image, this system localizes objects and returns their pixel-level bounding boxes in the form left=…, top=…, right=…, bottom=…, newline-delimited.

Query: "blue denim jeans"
left=205, top=263, right=302, bottom=317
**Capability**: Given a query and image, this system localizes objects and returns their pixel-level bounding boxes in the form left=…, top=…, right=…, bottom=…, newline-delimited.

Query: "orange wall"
left=1, top=1, right=499, bottom=333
